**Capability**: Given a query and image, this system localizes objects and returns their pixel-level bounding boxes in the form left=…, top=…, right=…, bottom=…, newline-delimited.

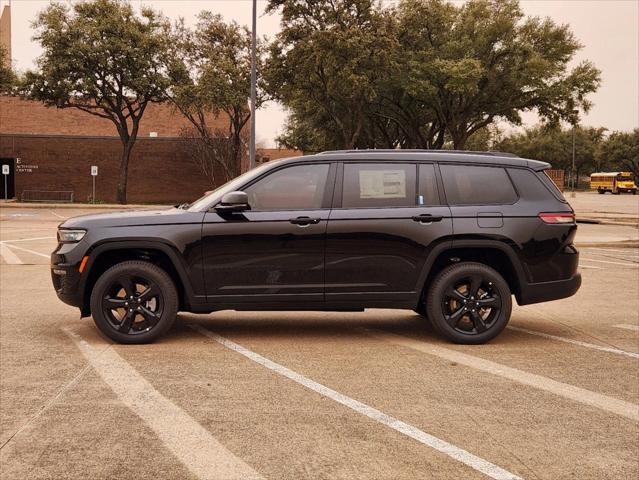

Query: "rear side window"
left=507, top=168, right=558, bottom=202
left=440, top=165, right=517, bottom=205
left=342, top=163, right=416, bottom=208
left=540, top=170, right=568, bottom=203
left=418, top=164, right=440, bottom=205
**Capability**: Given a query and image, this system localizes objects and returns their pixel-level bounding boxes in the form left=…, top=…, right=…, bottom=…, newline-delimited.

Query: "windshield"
left=618, top=173, right=635, bottom=180
left=187, top=160, right=284, bottom=212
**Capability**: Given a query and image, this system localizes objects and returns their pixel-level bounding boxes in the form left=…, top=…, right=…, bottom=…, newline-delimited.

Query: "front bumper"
left=517, top=272, right=582, bottom=305
left=51, top=250, right=84, bottom=309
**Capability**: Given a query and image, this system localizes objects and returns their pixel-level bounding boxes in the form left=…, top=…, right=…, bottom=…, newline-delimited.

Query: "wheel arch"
left=417, top=240, right=527, bottom=307
left=81, top=240, right=195, bottom=316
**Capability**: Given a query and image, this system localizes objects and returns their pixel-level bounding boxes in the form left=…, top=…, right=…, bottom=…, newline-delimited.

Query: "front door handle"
left=412, top=214, right=444, bottom=224
left=289, top=216, right=321, bottom=226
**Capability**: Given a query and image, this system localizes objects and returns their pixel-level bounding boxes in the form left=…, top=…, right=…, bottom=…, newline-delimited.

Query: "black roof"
left=290, top=149, right=550, bottom=171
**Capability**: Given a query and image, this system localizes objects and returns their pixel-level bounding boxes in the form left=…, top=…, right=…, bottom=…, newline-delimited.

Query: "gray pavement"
left=1, top=206, right=638, bottom=479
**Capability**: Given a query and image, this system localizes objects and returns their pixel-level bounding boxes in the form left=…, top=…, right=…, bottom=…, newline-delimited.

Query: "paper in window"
left=359, top=170, right=406, bottom=199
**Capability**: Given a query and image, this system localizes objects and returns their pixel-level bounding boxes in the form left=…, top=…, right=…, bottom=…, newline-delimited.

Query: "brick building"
left=0, top=96, right=235, bottom=203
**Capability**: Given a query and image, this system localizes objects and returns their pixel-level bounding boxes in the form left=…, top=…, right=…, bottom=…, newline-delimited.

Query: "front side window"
left=245, top=164, right=329, bottom=210
left=441, top=165, right=517, bottom=205
left=342, top=163, right=417, bottom=208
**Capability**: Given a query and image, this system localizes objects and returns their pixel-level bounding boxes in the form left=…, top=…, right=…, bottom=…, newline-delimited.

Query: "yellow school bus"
left=590, top=172, right=637, bottom=194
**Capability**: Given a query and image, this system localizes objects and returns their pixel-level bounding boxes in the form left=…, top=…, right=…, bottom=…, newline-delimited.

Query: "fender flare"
left=81, top=238, right=200, bottom=308
left=415, top=238, right=528, bottom=299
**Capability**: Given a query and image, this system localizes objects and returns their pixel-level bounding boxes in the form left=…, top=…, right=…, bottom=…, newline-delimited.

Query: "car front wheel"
left=90, top=260, right=178, bottom=344
left=426, top=262, right=512, bottom=344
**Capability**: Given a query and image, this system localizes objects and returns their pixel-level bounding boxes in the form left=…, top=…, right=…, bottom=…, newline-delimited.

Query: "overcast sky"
left=2, top=0, right=638, bottom=146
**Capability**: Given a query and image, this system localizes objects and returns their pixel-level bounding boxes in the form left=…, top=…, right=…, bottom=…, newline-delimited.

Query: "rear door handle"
left=289, top=216, right=321, bottom=226
left=412, top=214, right=444, bottom=224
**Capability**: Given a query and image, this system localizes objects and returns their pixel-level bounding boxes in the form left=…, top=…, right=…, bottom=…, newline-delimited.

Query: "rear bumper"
left=517, top=273, right=581, bottom=305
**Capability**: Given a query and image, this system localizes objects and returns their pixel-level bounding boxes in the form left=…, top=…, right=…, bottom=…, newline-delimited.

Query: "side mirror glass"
left=215, top=191, right=250, bottom=213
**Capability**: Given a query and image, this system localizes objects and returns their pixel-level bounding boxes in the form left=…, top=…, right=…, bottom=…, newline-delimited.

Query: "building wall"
left=0, top=134, right=219, bottom=204
left=0, top=97, right=227, bottom=138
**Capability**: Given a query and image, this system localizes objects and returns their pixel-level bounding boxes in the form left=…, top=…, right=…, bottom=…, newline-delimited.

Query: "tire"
left=597, top=189, right=604, bottom=194
left=426, top=262, right=512, bottom=345
left=90, top=260, right=178, bottom=344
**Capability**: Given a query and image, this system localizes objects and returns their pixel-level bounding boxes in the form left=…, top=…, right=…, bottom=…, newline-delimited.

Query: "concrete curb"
left=0, top=202, right=169, bottom=210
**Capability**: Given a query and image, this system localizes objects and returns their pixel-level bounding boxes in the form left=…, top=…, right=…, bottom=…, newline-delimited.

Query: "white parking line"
left=507, top=325, right=639, bottom=359
left=579, top=264, right=602, bottom=270
left=191, top=324, right=522, bottom=480
left=586, top=248, right=639, bottom=255
left=64, top=328, right=263, bottom=480
left=580, top=257, right=639, bottom=267
left=613, top=324, right=639, bottom=333
left=1, top=243, right=49, bottom=259
left=49, top=210, right=66, bottom=219
left=364, top=329, right=639, bottom=422
left=0, top=236, right=56, bottom=243
left=0, top=244, right=23, bottom=265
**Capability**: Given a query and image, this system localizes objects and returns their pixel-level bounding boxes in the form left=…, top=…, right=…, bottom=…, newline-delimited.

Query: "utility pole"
left=571, top=124, right=576, bottom=198
left=249, top=0, right=257, bottom=170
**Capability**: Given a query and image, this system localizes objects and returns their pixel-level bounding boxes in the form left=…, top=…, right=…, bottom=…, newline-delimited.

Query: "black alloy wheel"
left=426, top=262, right=512, bottom=344
left=90, top=261, right=178, bottom=344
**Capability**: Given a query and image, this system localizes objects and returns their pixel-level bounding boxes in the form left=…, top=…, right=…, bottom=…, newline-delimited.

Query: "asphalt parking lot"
left=1, top=196, right=638, bottom=479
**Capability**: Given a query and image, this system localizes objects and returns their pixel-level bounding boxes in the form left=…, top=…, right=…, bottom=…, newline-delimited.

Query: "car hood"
left=60, top=207, right=201, bottom=229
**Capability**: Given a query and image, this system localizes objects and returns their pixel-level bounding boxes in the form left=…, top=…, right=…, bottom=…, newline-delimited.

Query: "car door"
left=325, top=162, right=452, bottom=306
left=201, top=162, right=335, bottom=305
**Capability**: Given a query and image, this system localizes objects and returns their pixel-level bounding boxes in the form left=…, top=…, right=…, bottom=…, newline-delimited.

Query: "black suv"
left=51, top=150, right=581, bottom=344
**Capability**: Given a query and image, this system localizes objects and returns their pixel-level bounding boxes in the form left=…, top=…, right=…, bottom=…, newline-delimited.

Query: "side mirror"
left=215, top=191, right=250, bottom=213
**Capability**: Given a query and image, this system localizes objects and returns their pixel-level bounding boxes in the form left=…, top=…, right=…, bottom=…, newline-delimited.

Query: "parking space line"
left=613, top=324, right=639, bottom=333
left=0, top=236, right=56, bottom=243
left=191, top=324, right=522, bottom=480
left=64, top=328, right=263, bottom=480
left=507, top=325, right=639, bottom=359
left=49, top=210, right=66, bottom=219
left=586, top=248, right=639, bottom=255
left=0, top=243, right=49, bottom=259
left=578, top=264, right=602, bottom=269
left=580, top=257, right=639, bottom=267
left=0, top=244, right=23, bottom=264
left=364, top=329, right=639, bottom=422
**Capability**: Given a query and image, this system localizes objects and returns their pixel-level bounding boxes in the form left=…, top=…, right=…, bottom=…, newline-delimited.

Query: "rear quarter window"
left=507, top=168, right=561, bottom=202
left=440, top=164, right=517, bottom=205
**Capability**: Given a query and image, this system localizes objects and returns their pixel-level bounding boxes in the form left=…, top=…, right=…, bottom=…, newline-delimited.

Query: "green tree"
left=398, top=0, right=601, bottom=149
left=496, top=124, right=606, bottom=187
left=597, top=130, right=639, bottom=180
left=167, top=13, right=265, bottom=182
left=265, top=0, right=396, bottom=150
left=268, top=0, right=600, bottom=152
left=22, top=0, right=171, bottom=204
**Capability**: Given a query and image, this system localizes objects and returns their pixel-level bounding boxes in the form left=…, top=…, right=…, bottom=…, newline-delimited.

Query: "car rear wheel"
left=426, top=262, right=512, bottom=344
left=90, top=261, right=178, bottom=344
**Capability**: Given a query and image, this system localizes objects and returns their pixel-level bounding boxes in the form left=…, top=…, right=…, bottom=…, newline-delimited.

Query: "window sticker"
left=359, top=170, right=406, bottom=199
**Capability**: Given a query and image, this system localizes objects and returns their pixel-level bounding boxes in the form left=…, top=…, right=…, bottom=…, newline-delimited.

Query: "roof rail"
left=317, top=149, right=519, bottom=158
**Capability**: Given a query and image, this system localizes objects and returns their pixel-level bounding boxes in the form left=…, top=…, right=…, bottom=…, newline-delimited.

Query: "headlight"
left=57, top=229, right=86, bottom=243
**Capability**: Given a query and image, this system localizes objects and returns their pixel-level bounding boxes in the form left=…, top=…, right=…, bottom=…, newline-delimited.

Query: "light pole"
left=249, top=0, right=257, bottom=170
left=571, top=124, right=576, bottom=198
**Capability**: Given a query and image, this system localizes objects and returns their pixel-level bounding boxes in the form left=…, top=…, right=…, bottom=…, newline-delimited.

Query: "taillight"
left=538, top=213, right=575, bottom=224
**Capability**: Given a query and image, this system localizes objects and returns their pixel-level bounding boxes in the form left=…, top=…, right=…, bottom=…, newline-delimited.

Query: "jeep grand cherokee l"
left=51, top=150, right=581, bottom=344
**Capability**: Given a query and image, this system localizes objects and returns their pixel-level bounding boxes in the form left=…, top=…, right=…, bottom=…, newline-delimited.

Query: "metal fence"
left=21, top=190, right=74, bottom=203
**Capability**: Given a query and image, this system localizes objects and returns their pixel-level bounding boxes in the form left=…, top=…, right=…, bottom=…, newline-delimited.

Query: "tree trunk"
left=116, top=140, right=134, bottom=204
